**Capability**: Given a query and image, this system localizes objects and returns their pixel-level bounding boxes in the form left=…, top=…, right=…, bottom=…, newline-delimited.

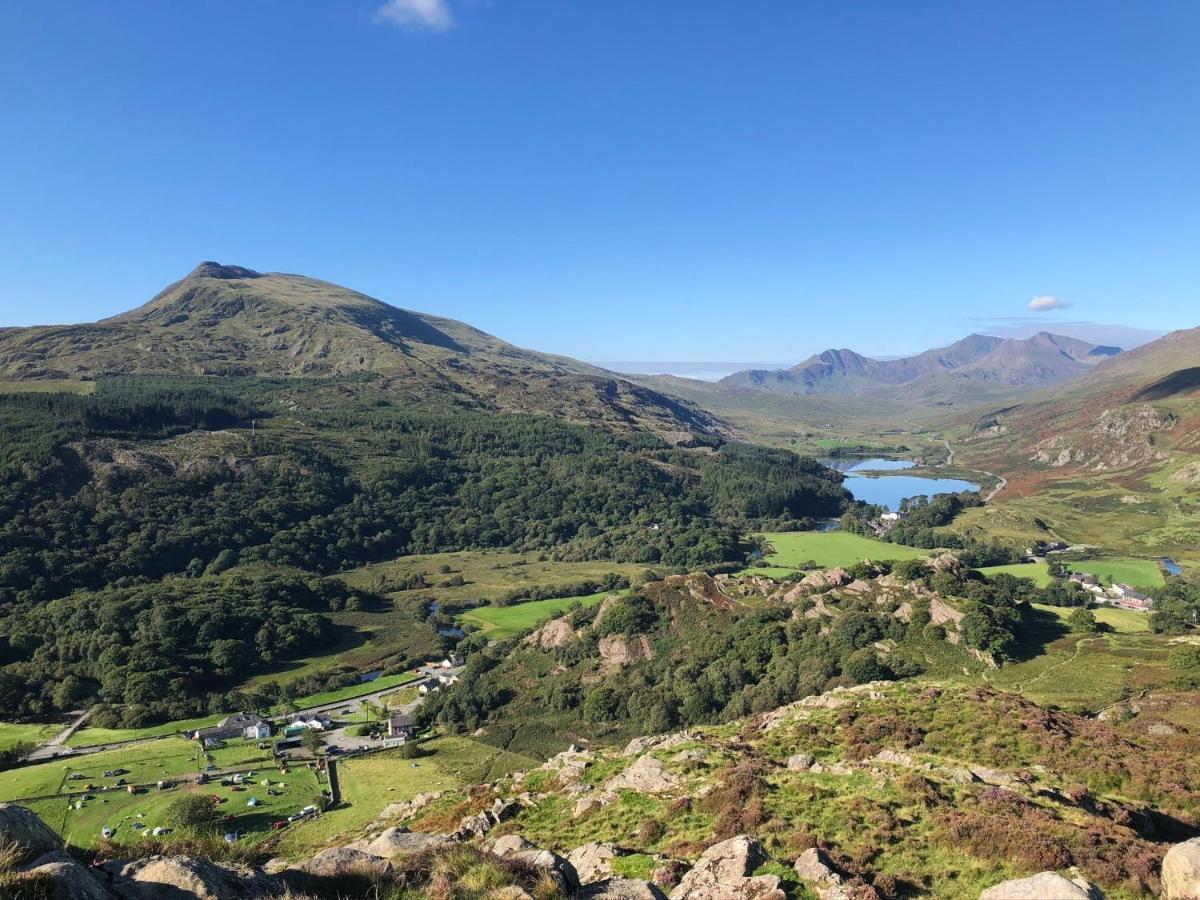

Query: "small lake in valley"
left=822, top=458, right=981, bottom=512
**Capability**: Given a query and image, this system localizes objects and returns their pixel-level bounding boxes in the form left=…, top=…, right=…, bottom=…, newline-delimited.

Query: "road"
left=26, top=708, right=94, bottom=761
left=936, top=435, right=1005, bottom=502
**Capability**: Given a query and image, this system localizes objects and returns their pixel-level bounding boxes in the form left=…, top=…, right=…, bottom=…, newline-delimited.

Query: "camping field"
left=749, top=531, right=932, bottom=572
left=457, top=591, right=620, bottom=640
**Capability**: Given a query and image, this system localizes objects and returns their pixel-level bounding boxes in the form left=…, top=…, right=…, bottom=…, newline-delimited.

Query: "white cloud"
left=374, top=0, right=455, bottom=32
left=1028, top=295, right=1069, bottom=312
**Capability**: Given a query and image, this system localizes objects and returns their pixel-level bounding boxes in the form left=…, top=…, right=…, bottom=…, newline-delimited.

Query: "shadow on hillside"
left=1008, top=605, right=1071, bottom=663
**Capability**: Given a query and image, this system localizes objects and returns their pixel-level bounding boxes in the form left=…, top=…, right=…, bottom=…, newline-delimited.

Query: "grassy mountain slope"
left=0, top=262, right=724, bottom=440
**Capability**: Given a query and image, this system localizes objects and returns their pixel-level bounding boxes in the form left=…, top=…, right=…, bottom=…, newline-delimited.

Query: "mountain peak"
left=188, top=261, right=263, bottom=281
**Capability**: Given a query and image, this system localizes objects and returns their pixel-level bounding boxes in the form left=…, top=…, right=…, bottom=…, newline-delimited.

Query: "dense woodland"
left=0, top=376, right=851, bottom=719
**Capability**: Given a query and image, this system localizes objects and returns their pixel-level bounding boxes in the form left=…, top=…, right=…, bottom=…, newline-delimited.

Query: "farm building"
left=192, top=713, right=272, bottom=748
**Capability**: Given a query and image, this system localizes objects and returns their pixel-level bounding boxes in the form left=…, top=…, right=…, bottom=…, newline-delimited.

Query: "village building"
left=191, top=714, right=271, bottom=749
left=388, top=713, right=415, bottom=739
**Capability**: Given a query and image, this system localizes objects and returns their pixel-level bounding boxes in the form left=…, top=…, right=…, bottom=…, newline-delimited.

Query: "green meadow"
left=977, top=562, right=1054, bottom=587
left=457, top=590, right=620, bottom=640
left=0, top=721, right=57, bottom=752
left=749, top=531, right=932, bottom=572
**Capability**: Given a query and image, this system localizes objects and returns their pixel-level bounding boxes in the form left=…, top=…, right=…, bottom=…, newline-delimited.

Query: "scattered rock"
left=20, top=851, right=111, bottom=900
left=574, top=797, right=603, bottom=818
left=786, top=753, right=815, bottom=772
left=0, top=803, right=63, bottom=861
left=970, top=765, right=1019, bottom=788
left=602, top=754, right=681, bottom=799
left=288, top=846, right=395, bottom=879
left=793, top=847, right=849, bottom=900
left=567, top=841, right=622, bottom=883
left=872, top=749, right=915, bottom=767
left=1162, top=837, right=1200, bottom=899
left=668, top=835, right=785, bottom=900
left=490, top=838, right=580, bottom=895
left=357, top=827, right=453, bottom=858
left=490, top=834, right=537, bottom=856
left=115, top=855, right=276, bottom=899
left=580, top=878, right=667, bottom=899
left=979, top=870, right=1100, bottom=899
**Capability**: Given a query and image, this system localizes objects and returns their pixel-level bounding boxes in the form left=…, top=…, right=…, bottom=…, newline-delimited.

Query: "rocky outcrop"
left=0, top=803, right=63, bottom=861
left=978, top=870, right=1100, bottom=899
left=354, top=827, right=454, bottom=858
left=1162, top=837, right=1200, bottom=899
left=783, top=568, right=852, bottom=599
left=287, top=846, right=396, bottom=879
left=489, top=835, right=580, bottom=895
left=20, top=851, right=111, bottom=900
left=602, top=754, right=681, bottom=799
left=114, top=855, right=279, bottom=898
left=376, top=790, right=442, bottom=823
left=599, top=634, right=655, bottom=673
left=567, top=841, right=623, bottom=883
left=523, top=616, right=577, bottom=650
left=668, top=836, right=784, bottom=900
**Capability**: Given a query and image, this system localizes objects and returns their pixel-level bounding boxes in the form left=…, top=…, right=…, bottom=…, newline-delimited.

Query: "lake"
left=824, top=457, right=980, bottom=511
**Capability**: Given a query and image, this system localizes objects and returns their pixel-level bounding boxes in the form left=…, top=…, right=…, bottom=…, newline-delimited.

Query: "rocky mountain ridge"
left=720, top=332, right=1121, bottom=403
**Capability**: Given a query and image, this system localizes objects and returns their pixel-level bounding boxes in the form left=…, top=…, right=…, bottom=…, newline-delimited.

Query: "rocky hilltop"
left=5, top=678, right=1200, bottom=898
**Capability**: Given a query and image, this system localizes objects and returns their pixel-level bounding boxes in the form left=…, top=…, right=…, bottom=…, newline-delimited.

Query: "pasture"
left=750, top=531, right=932, bottom=572
left=278, top=736, right=535, bottom=852
left=0, top=722, right=57, bottom=753
left=457, top=590, right=618, bottom=640
left=1030, top=603, right=1151, bottom=635
left=977, top=562, right=1053, bottom=587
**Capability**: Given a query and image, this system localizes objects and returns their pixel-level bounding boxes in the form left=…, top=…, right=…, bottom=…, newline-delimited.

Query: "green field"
left=0, top=738, right=204, bottom=802
left=68, top=714, right=226, bottom=748
left=274, top=671, right=421, bottom=711
left=990, top=614, right=1175, bottom=713
left=0, top=733, right=325, bottom=850
left=27, top=763, right=323, bottom=850
left=277, top=736, right=536, bottom=853
left=977, top=562, right=1053, bottom=587
left=0, top=721, right=58, bottom=752
left=1070, top=557, right=1164, bottom=589
left=1031, top=603, right=1151, bottom=634
left=457, top=591, right=618, bottom=640
left=749, top=531, right=932, bottom=572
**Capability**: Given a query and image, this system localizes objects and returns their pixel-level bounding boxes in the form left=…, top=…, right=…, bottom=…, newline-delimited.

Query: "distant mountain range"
left=0, top=262, right=723, bottom=440
left=719, top=332, right=1123, bottom=401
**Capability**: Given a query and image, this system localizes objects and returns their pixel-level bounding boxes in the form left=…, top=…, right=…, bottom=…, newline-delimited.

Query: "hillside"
left=720, top=332, right=1120, bottom=404
left=417, top=558, right=1027, bottom=757
left=950, top=326, right=1200, bottom=557
left=8, top=678, right=1200, bottom=899
left=0, top=262, right=723, bottom=440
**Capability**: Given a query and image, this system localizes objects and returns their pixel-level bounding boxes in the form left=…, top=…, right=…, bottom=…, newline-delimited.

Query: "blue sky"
left=0, top=1, right=1196, bottom=362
